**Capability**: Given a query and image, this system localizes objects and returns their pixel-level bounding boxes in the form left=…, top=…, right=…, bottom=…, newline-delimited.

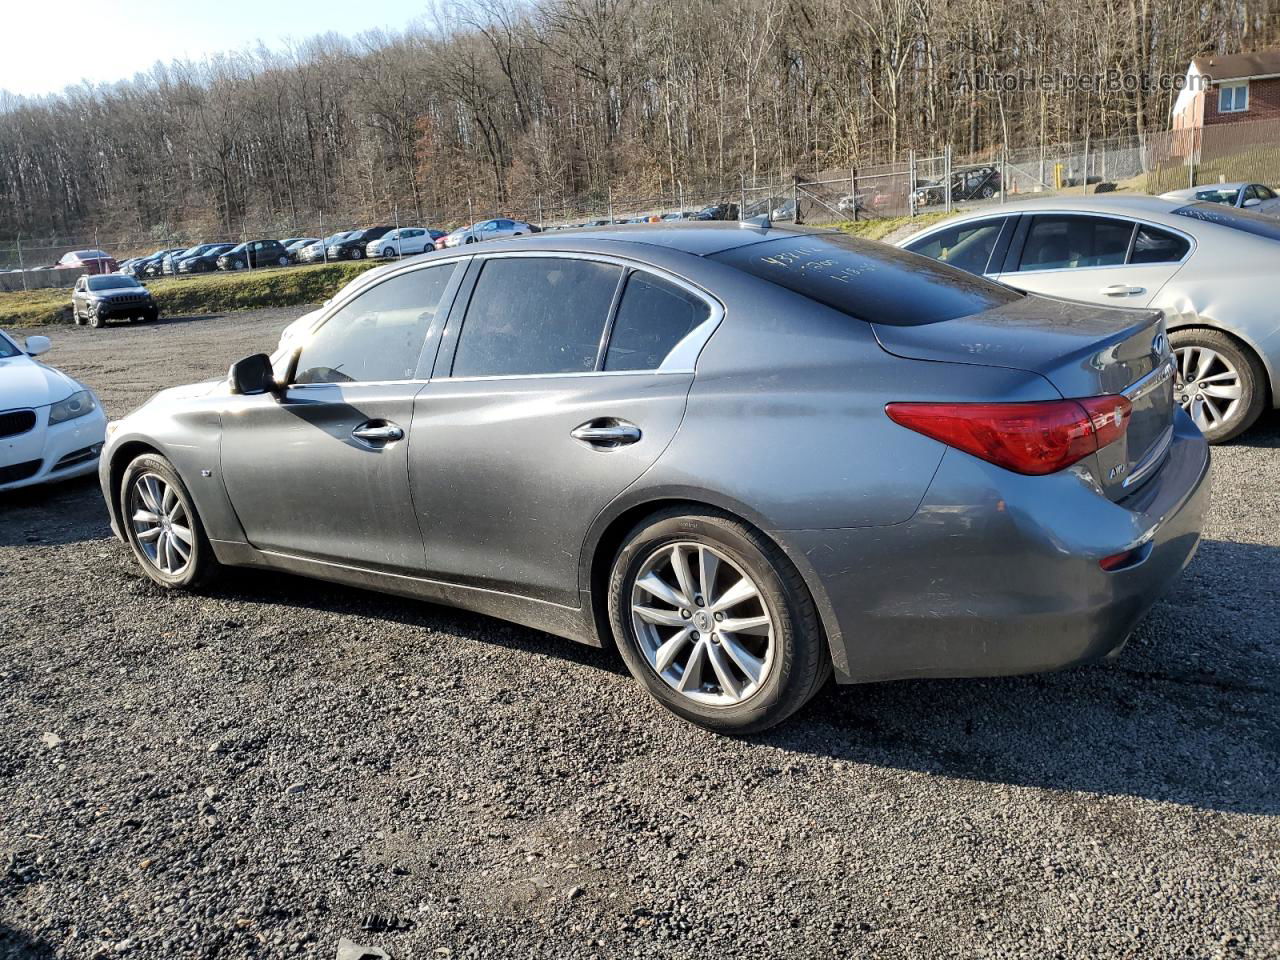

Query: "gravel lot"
left=2, top=308, right=1278, bottom=959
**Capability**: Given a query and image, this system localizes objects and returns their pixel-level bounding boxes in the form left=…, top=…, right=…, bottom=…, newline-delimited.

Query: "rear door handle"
left=571, top=418, right=642, bottom=448
left=1101, top=283, right=1145, bottom=296
left=351, top=421, right=404, bottom=445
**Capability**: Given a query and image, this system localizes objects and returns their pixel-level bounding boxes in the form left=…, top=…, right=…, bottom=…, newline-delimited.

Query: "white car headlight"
left=48, top=390, right=97, bottom=424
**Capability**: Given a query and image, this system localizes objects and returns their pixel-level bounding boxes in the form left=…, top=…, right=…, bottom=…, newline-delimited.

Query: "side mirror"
left=228, top=353, right=278, bottom=396
left=24, top=335, right=52, bottom=357
left=1243, top=197, right=1261, bottom=208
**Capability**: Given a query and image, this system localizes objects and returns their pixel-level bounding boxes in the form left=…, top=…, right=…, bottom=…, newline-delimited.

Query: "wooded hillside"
left=2, top=0, right=1277, bottom=240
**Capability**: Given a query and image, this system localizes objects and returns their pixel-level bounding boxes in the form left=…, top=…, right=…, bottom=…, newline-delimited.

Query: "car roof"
left=337, top=223, right=837, bottom=299
left=526, top=221, right=835, bottom=256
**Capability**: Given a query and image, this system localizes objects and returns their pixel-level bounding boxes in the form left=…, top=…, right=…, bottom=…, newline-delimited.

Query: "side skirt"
left=209, top=539, right=601, bottom=647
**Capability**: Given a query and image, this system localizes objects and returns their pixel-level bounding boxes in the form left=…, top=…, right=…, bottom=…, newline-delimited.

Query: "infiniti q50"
left=99, top=225, right=1209, bottom=732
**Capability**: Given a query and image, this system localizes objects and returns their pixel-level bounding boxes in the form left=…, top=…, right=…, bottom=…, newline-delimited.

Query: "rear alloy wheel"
left=608, top=508, right=830, bottom=733
left=120, top=453, right=219, bottom=589
left=1171, top=328, right=1266, bottom=443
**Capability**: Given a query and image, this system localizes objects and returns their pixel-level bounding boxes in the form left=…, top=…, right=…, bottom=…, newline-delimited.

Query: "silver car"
left=99, top=225, right=1209, bottom=732
left=439, top=218, right=535, bottom=248
left=1160, top=182, right=1280, bottom=217
left=899, top=195, right=1280, bottom=441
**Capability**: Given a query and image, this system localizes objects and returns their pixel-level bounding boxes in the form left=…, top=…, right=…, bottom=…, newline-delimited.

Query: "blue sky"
left=0, top=0, right=431, bottom=98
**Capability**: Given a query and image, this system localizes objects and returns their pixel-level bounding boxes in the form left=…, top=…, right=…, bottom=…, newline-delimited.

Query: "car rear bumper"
left=0, top=406, right=107, bottom=492
left=781, top=409, right=1211, bottom=684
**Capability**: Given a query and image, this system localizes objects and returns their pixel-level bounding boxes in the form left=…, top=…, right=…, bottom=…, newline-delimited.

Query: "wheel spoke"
left=161, top=483, right=177, bottom=515
left=635, top=605, right=688, bottom=628
left=1192, top=347, right=1218, bottom=383
left=697, top=547, right=720, bottom=606
left=1202, top=394, right=1224, bottom=424
left=1200, top=371, right=1237, bottom=384
left=709, top=575, right=758, bottom=613
left=706, top=643, right=742, bottom=699
left=136, top=525, right=162, bottom=543
left=1201, top=382, right=1240, bottom=400
left=139, top=476, right=162, bottom=512
left=636, top=571, right=688, bottom=609
left=132, top=508, right=160, bottom=525
left=1189, top=395, right=1212, bottom=431
left=677, top=640, right=708, bottom=692
left=169, top=533, right=191, bottom=561
left=718, top=613, right=771, bottom=636
left=720, top=635, right=766, bottom=686
left=669, top=544, right=698, bottom=606
left=654, top=627, right=694, bottom=673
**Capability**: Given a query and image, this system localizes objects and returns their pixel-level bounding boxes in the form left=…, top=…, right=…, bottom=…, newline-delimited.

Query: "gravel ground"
left=2, top=308, right=1278, bottom=960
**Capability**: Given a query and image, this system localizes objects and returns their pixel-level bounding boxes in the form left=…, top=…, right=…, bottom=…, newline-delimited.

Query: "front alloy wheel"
left=129, top=473, right=194, bottom=577
left=119, top=453, right=219, bottom=589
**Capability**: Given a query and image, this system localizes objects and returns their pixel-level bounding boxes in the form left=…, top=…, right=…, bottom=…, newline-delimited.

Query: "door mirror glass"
left=24, top=335, right=51, bottom=356
left=228, top=353, right=277, bottom=395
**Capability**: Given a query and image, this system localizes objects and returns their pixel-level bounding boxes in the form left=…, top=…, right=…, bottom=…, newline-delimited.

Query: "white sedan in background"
left=1160, top=182, right=1280, bottom=217
left=1, top=329, right=106, bottom=491
left=897, top=195, right=1280, bottom=442
left=365, top=227, right=443, bottom=259
left=435, top=218, right=536, bottom=248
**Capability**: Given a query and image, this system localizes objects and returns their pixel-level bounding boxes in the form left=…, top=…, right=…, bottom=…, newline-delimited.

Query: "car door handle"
left=1101, top=283, right=1145, bottom=296
left=571, top=419, right=642, bottom=448
left=351, top=421, right=404, bottom=444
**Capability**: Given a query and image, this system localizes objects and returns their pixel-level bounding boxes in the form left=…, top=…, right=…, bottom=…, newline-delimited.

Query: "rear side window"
left=1017, top=215, right=1132, bottom=271
left=452, top=257, right=622, bottom=376
left=1130, top=226, right=1190, bottom=264
left=1173, top=202, right=1280, bottom=242
left=604, top=273, right=711, bottom=371
left=294, top=263, right=457, bottom=384
left=904, top=219, right=1005, bottom=275
left=710, top=234, right=1020, bottom=327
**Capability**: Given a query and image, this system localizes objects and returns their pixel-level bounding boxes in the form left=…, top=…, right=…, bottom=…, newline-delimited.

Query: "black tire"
left=382, top=248, right=395, bottom=258
left=88, top=310, right=103, bottom=329
left=277, top=256, right=288, bottom=266
left=119, top=453, right=220, bottom=590
left=349, top=248, right=363, bottom=260
left=980, top=185, right=996, bottom=199
left=464, top=235, right=475, bottom=244
left=607, top=507, right=831, bottom=734
left=1170, top=328, right=1268, bottom=443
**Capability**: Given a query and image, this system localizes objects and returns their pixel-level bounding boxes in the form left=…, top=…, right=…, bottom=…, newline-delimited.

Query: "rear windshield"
left=88, top=275, right=140, bottom=290
left=1173, top=202, right=1280, bottom=242
left=710, top=233, right=1021, bottom=326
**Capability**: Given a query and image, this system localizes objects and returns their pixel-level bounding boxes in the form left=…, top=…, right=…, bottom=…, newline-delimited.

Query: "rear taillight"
left=885, top=396, right=1132, bottom=476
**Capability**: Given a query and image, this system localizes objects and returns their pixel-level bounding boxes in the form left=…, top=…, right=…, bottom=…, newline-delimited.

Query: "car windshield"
left=87, top=276, right=140, bottom=291
left=227, top=243, right=247, bottom=253
left=711, top=233, right=1022, bottom=326
left=1191, top=188, right=1241, bottom=205
left=0, top=332, right=20, bottom=359
left=1173, top=202, right=1280, bottom=242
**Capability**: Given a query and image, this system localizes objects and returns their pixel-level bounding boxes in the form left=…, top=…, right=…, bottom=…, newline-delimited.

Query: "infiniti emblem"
left=1152, top=332, right=1168, bottom=357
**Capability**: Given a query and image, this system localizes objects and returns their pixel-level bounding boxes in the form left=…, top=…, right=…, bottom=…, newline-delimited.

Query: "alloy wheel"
left=630, top=541, right=776, bottom=707
left=129, top=473, right=194, bottom=576
left=1175, top=344, right=1242, bottom=433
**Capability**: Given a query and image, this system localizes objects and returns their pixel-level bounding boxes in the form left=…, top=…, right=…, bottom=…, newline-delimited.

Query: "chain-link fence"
left=4, top=118, right=1278, bottom=291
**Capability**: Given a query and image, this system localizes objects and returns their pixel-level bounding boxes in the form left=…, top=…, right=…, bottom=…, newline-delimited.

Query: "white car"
left=1, top=329, right=107, bottom=491
left=366, top=228, right=441, bottom=259
left=438, top=218, right=535, bottom=248
left=897, top=194, right=1280, bottom=442
left=1160, top=182, right=1280, bottom=217
left=276, top=307, right=324, bottom=352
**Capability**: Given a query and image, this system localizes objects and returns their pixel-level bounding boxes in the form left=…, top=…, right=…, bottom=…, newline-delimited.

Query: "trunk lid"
left=873, top=294, right=1176, bottom=499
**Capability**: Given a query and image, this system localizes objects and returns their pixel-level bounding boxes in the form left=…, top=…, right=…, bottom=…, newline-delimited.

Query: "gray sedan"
left=898, top=195, right=1280, bottom=442
left=98, top=225, right=1209, bottom=732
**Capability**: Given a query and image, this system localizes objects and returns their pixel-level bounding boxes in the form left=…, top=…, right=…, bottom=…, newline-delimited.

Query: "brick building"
left=1172, top=48, right=1280, bottom=129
